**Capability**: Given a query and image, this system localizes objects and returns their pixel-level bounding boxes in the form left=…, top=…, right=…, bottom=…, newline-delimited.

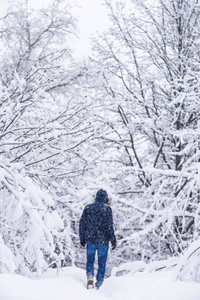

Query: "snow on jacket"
left=79, top=189, right=116, bottom=246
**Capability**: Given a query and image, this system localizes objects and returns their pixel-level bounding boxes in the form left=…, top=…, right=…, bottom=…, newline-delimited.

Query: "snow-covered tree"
left=0, top=0, right=104, bottom=274
left=91, top=0, right=200, bottom=262
left=0, top=0, right=95, bottom=182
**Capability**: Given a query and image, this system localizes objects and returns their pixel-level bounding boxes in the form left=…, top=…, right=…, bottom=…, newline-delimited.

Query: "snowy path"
left=0, top=266, right=200, bottom=300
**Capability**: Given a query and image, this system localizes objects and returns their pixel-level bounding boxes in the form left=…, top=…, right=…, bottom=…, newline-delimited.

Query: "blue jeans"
left=86, top=244, right=109, bottom=285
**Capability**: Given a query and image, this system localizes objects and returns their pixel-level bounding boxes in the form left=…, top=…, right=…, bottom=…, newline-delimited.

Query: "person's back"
left=79, top=189, right=116, bottom=289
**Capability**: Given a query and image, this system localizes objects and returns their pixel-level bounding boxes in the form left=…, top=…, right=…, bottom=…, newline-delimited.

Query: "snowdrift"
left=0, top=262, right=200, bottom=300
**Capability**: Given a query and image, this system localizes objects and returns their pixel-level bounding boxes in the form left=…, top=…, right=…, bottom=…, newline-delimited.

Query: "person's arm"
left=107, top=207, right=116, bottom=248
left=79, top=207, right=87, bottom=246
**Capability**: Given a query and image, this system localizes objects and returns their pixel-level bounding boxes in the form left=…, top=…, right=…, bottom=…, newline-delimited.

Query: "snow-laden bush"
left=111, top=257, right=178, bottom=277
left=0, top=161, right=64, bottom=276
left=175, top=240, right=200, bottom=282
left=0, top=236, right=15, bottom=273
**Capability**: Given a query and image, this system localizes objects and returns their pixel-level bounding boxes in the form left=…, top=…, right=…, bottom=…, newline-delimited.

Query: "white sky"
left=0, top=0, right=110, bottom=57
left=73, top=0, right=110, bottom=57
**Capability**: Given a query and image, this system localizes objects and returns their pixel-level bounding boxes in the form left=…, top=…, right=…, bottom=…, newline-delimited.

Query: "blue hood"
left=95, top=189, right=109, bottom=204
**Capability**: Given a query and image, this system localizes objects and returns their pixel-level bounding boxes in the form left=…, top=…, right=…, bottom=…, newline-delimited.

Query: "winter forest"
left=1, top=0, right=200, bottom=285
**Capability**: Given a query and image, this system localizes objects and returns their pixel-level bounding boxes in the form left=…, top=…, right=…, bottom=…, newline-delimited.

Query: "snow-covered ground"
left=0, top=264, right=200, bottom=300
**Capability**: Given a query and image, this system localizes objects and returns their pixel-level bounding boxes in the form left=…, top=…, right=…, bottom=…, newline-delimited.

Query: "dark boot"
left=95, top=281, right=103, bottom=290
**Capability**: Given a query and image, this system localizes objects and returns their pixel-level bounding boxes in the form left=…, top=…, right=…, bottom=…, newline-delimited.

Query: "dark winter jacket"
left=79, top=189, right=116, bottom=246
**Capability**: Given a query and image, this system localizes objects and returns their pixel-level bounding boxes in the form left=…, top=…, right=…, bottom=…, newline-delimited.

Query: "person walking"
left=79, top=189, right=116, bottom=289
